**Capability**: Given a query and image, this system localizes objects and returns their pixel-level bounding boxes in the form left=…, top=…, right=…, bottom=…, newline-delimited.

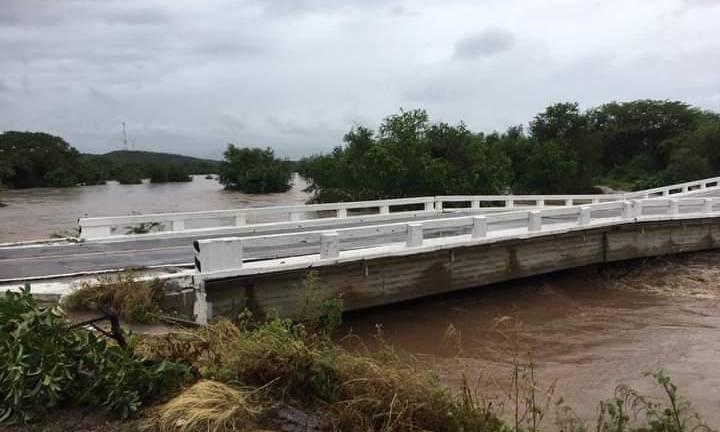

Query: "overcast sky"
left=1, top=0, right=719, bottom=159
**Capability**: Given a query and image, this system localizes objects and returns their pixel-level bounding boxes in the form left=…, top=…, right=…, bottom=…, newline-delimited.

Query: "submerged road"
left=1, top=190, right=718, bottom=281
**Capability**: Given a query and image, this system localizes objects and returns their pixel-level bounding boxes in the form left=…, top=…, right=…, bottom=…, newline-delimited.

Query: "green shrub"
left=0, top=286, right=190, bottom=425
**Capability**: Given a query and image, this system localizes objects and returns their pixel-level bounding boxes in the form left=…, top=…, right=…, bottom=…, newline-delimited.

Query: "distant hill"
left=86, top=150, right=221, bottom=174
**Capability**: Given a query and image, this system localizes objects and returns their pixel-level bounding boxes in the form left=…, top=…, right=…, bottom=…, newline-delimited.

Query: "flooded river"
left=3, top=176, right=720, bottom=426
left=343, top=252, right=720, bottom=426
left=0, top=175, right=310, bottom=242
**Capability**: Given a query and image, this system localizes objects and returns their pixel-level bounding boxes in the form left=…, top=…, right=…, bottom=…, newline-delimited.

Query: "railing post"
left=435, top=199, right=443, bottom=211
left=320, top=232, right=340, bottom=259
left=234, top=213, right=246, bottom=226
left=578, top=206, right=591, bottom=226
left=622, top=201, right=633, bottom=220
left=472, top=215, right=487, bottom=238
left=336, top=208, right=347, bottom=219
left=506, top=199, right=514, bottom=208
left=528, top=210, right=541, bottom=232
left=290, top=211, right=301, bottom=222
left=591, top=198, right=599, bottom=204
left=379, top=205, right=390, bottom=215
left=703, top=198, right=713, bottom=214
left=536, top=199, right=544, bottom=207
left=565, top=199, right=573, bottom=206
left=471, top=200, right=480, bottom=209
left=669, top=199, right=679, bottom=215
left=171, top=219, right=185, bottom=231
left=424, top=201, right=435, bottom=212
left=633, top=200, right=643, bottom=218
left=700, top=182, right=707, bottom=190
left=194, top=238, right=243, bottom=275
left=682, top=186, right=689, bottom=193
left=407, top=223, right=423, bottom=247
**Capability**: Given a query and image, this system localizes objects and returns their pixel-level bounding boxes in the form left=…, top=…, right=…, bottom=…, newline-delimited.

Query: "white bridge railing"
left=78, top=176, right=720, bottom=240
left=193, top=197, right=720, bottom=278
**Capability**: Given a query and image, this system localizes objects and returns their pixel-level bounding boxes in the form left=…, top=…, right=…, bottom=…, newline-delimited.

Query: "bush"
left=219, top=145, right=292, bottom=193
left=0, top=286, right=190, bottom=425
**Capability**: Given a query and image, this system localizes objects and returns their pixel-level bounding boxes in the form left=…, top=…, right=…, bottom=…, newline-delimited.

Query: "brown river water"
left=3, top=177, right=720, bottom=426
left=342, top=253, right=720, bottom=426
left=0, top=174, right=310, bottom=242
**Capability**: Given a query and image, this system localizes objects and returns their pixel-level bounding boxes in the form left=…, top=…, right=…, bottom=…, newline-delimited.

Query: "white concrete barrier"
left=79, top=176, right=720, bottom=240
left=191, top=197, right=720, bottom=279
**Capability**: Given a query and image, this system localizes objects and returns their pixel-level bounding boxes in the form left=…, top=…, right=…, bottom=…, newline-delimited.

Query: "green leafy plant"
left=0, top=286, right=190, bottom=425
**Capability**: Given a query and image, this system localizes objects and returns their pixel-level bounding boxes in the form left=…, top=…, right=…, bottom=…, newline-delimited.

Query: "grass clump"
left=62, top=273, right=164, bottom=323
left=147, top=380, right=259, bottom=432
left=0, top=286, right=190, bottom=426
left=140, top=317, right=506, bottom=432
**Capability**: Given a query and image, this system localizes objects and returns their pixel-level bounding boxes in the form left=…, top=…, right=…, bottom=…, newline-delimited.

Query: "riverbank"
left=3, top=251, right=720, bottom=431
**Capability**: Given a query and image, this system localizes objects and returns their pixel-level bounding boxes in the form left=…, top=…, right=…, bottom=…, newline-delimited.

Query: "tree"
left=299, top=108, right=514, bottom=202
left=219, top=145, right=292, bottom=193
left=0, top=131, right=80, bottom=188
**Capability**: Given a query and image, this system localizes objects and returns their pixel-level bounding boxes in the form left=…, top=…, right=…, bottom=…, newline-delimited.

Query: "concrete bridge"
left=2, top=177, right=720, bottom=323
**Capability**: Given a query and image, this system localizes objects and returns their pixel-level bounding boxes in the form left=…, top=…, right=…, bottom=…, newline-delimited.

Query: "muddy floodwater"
left=342, top=252, right=720, bottom=426
left=0, top=174, right=310, bottom=242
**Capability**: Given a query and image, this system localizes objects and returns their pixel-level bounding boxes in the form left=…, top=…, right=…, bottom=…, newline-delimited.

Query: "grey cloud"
left=0, top=0, right=718, bottom=159
left=684, top=0, right=720, bottom=8
left=453, top=27, right=516, bottom=60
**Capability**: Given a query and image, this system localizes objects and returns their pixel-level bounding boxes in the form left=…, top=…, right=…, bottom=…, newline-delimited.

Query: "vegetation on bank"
left=298, top=100, right=720, bottom=202
left=0, top=132, right=218, bottom=189
left=218, top=144, right=293, bottom=193
left=1, top=274, right=714, bottom=432
left=62, top=274, right=165, bottom=324
left=0, top=287, right=190, bottom=425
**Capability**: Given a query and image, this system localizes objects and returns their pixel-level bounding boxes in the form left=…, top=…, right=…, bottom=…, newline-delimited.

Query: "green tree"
left=0, top=131, right=80, bottom=188
left=219, top=145, right=292, bottom=193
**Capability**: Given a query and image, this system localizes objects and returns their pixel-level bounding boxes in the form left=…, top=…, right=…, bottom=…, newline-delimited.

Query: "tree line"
left=297, top=100, right=720, bottom=202
left=0, top=131, right=219, bottom=189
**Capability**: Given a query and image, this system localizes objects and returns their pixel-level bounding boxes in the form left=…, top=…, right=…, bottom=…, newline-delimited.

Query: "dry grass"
left=139, top=318, right=506, bottom=432
left=62, top=273, right=164, bottom=323
left=146, top=380, right=259, bottom=432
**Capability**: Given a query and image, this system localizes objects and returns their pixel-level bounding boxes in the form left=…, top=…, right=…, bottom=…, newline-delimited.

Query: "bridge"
left=2, top=177, right=720, bottom=323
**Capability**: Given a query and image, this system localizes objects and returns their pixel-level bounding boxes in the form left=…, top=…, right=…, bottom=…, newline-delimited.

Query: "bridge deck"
left=1, top=187, right=719, bottom=283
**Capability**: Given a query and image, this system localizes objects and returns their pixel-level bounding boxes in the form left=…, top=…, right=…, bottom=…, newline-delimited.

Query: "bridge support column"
left=407, top=223, right=423, bottom=247
left=192, top=280, right=211, bottom=325
left=528, top=210, right=542, bottom=231
left=472, top=216, right=487, bottom=238
left=320, top=232, right=340, bottom=259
